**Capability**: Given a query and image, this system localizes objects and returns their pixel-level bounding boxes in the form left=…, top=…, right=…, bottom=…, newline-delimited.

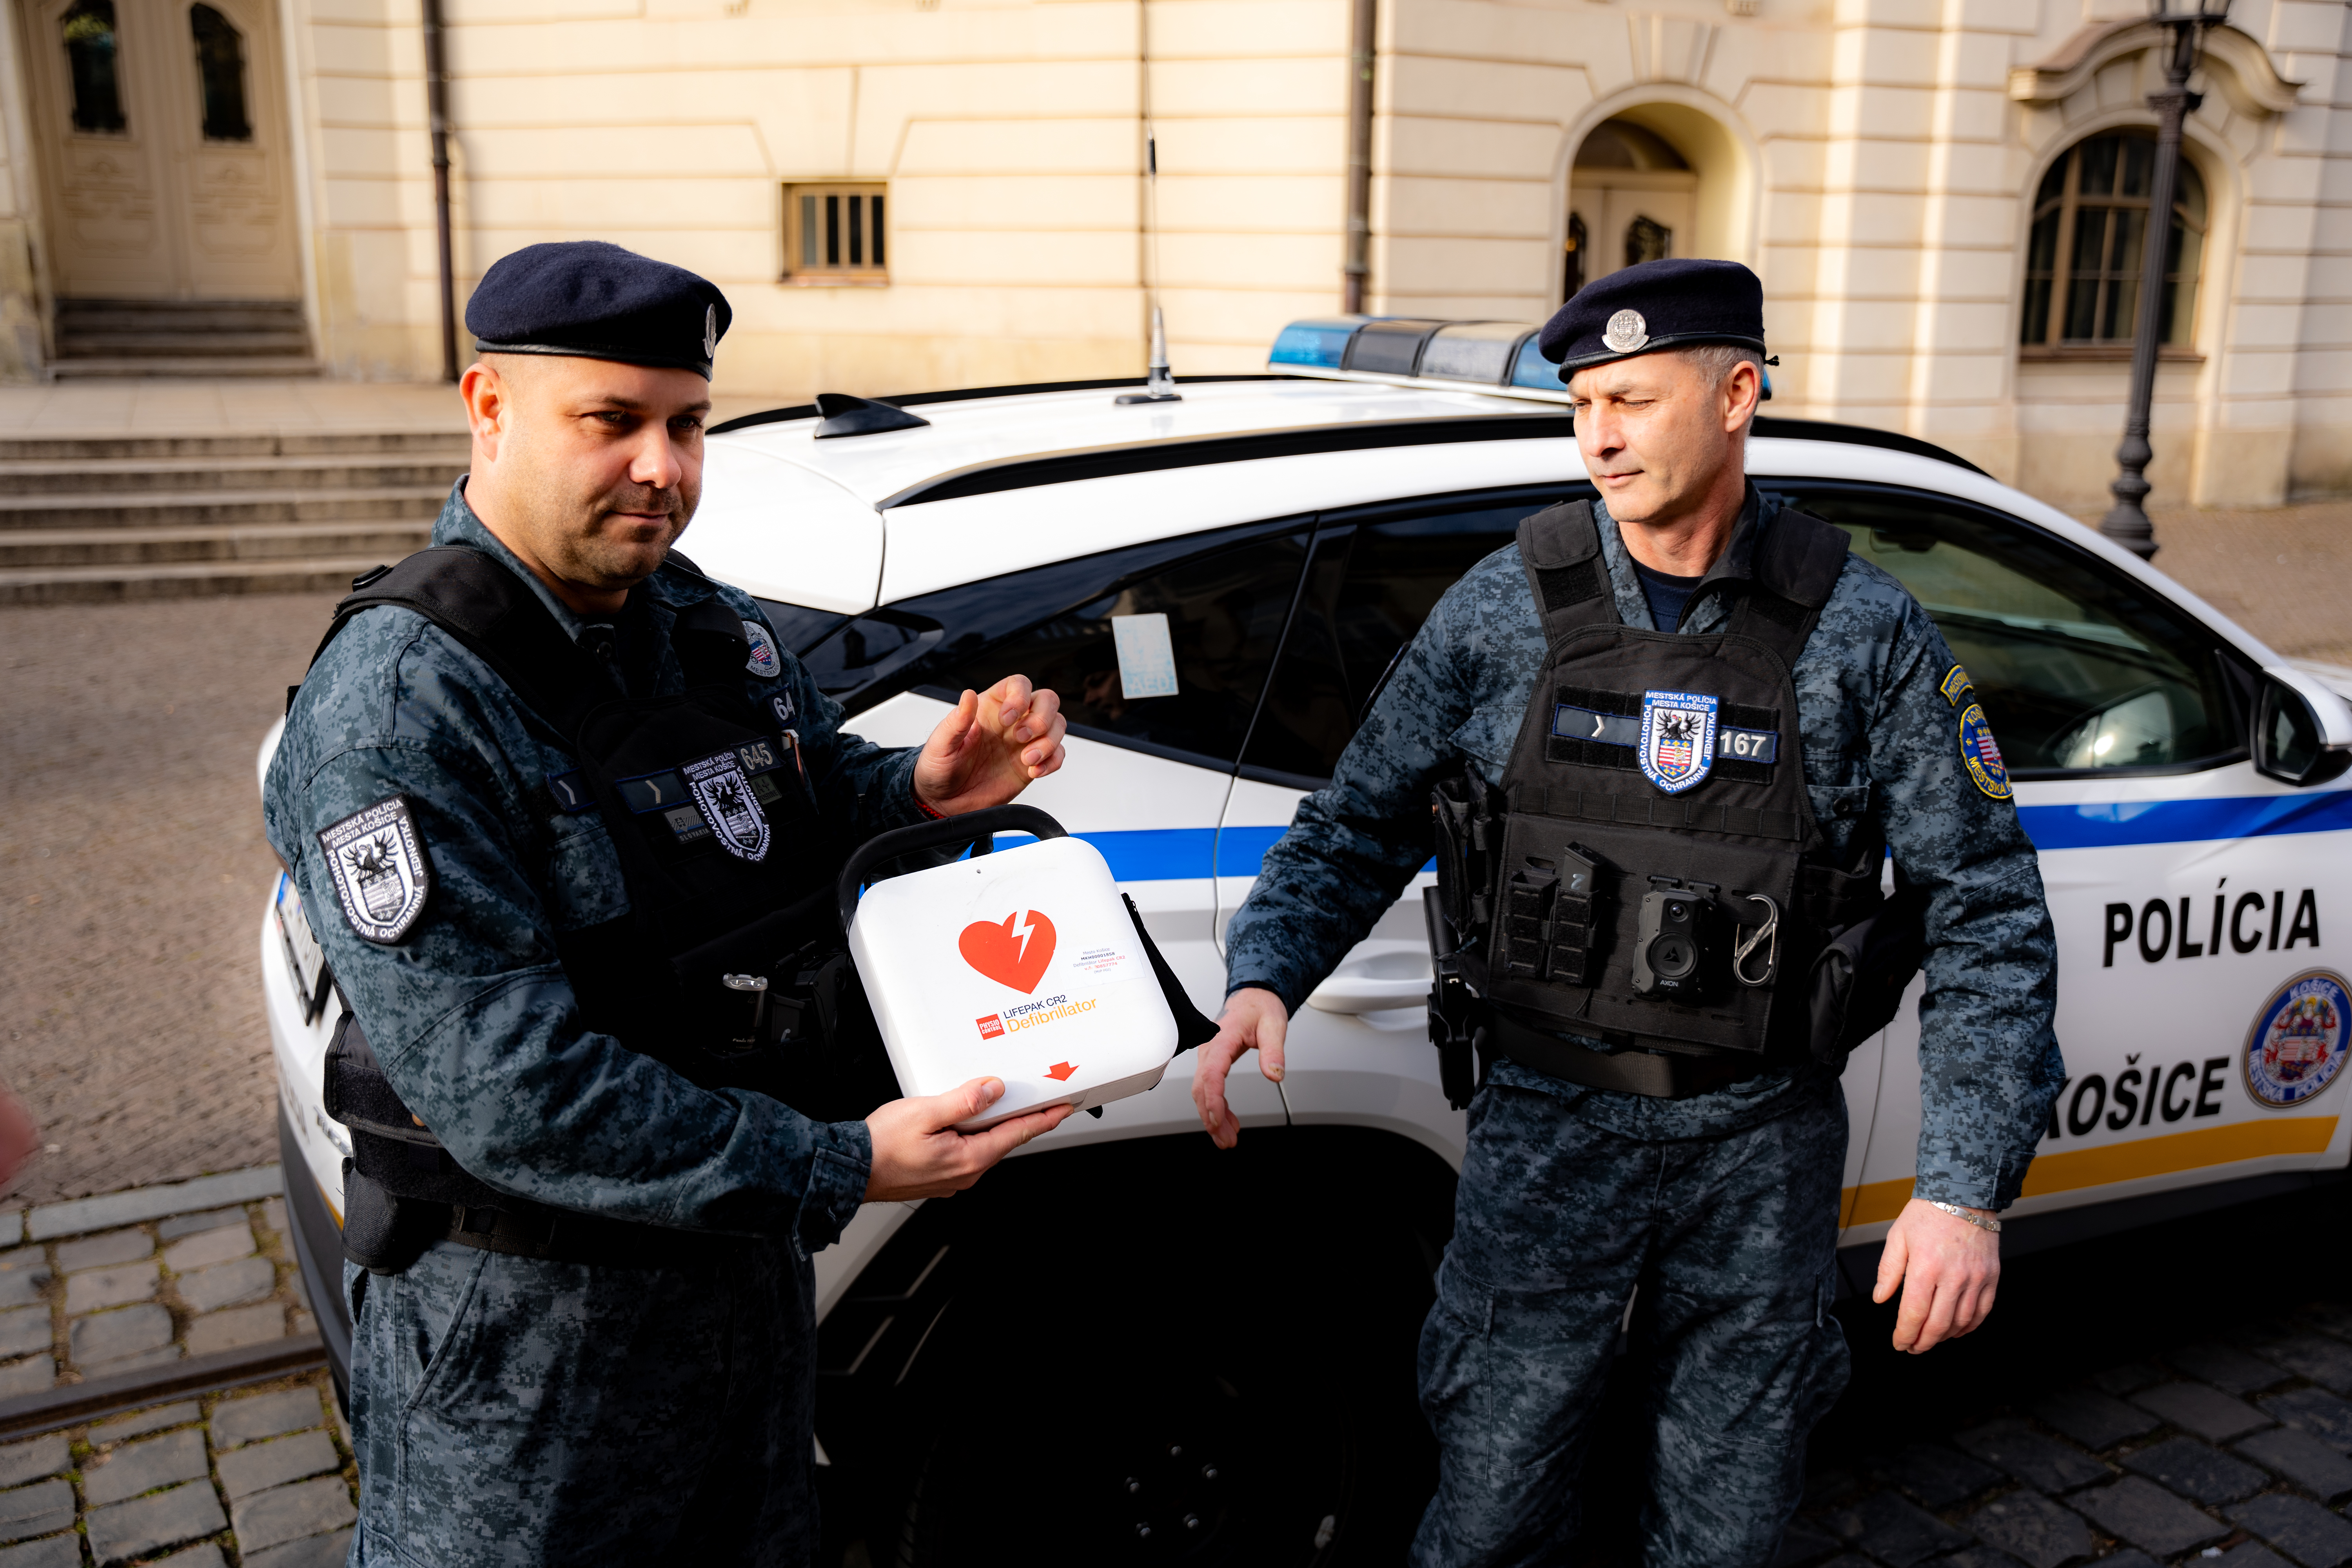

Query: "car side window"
left=1241, top=486, right=1590, bottom=784
left=1781, top=485, right=2243, bottom=776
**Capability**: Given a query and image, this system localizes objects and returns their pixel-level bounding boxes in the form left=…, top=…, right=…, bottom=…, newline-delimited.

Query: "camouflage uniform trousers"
left=344, top=1238, right=822, bottom=1568
left=1411, top=1073, right=1852, bottom=1568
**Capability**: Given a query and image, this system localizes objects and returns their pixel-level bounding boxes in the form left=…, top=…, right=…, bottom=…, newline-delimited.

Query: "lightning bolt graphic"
left=1011, top=910, right=1038, bottom=963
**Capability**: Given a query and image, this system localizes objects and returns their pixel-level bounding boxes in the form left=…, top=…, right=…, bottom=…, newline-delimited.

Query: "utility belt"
left=340, top=1154, right=744, bottom=1271
left=1425, top=769, right=1927, bottom=1106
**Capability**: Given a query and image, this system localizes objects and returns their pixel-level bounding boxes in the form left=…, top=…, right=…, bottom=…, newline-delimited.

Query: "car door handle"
left=1305, top=944, right=1432, bottom=1014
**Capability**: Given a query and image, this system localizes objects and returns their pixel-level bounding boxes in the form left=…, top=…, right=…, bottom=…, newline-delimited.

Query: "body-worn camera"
left=1632, top=878, right=1782, bottom=1004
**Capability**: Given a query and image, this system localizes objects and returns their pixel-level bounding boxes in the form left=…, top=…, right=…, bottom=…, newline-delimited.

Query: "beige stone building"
left=0, top=0, right=2341, bottom=507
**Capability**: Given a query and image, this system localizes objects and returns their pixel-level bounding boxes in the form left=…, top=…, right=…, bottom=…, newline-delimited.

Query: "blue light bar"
left=1269, top=317, right=1371, bottom=370
left=1510, top=335, right=1557, bottom=390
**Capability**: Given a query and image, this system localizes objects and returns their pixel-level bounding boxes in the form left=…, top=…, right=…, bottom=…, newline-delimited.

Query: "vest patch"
left=1959, top=702, right=2012, bottom=800
left=1553, top=703, right=1777, bottom=765
left=317, top=796, right=432, bottom=945
left=744, top=620, right=782, bottom=679
left=547, top=770, right=594, bottom=813
left=684, top=749, right=772, bottom=862
left=1637, top=690, right=1719, bottom=795
left=1939, top=663, right=1975, bottom=707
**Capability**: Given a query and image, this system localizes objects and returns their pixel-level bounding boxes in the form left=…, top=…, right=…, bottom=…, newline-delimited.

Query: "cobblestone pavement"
left=0, top=593, right=339, bottom=1206
left=0, top=1179, right=351, bottom=1566
left=2143, top=502, right=2352, bottom=668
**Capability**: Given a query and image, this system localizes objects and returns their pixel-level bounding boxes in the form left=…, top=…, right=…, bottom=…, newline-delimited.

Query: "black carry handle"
left=835, top=804, right=1070, bottom=929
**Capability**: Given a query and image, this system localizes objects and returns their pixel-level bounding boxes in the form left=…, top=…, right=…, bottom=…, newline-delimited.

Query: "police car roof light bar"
left=1267, top=315, right=1775, bottom=407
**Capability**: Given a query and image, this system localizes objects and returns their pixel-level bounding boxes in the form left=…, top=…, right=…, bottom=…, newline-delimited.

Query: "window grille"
left=783, top=183, right=887, bottom=284
left=2021, top=130, right=2205, bottom=355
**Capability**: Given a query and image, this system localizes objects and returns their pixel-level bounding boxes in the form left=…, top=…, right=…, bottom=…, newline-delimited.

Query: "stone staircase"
left=51, top=299, right=319, bottom=379
left=0, top=431, right=466, bottom=604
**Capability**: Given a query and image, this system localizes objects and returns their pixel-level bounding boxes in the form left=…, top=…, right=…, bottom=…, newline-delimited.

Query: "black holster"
left=1808, top=878, right=1929, bottom=1062
left=1424, top=888, right=1485, bottom=1111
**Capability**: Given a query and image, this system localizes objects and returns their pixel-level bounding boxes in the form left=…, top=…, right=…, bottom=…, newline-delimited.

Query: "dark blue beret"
left=467, top=241, right=731, bottom=379
left=1537, top=258, right=1765, bottom=379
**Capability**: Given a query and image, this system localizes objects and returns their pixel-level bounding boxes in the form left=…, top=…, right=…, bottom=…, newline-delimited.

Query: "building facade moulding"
left=2008, top=21, right=2300, bottom=120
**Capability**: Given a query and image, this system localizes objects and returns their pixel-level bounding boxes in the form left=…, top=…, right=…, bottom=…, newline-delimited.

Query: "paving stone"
left=0, top=1535, right=83, bottom=1568
left=82, top=1428, right=208, bottom=1508
left=1877, top=1443, right=2004, bottom=1508
left=2259, top=1334, right=2352, bottom=1398
left=2035, top=1389, right=2162, bottom=1451
left=1771, top=1520, right=1841, bottom=1567
left=63, top=1261, right=156, bottom=1315
left=176, top=1257, right=272, bottom=1314
left=2069, top=1476, right=2230, bottom=1557
left=2136, top=1382, right=2274, bottom=1443
left=2220, top=1546, right=2300, bottom=1568
left=80, top=1346, right=181, bottom=1377
left=29, top=1169, right=281, bottom=1243
left=2093, top=1363, right=2169, bottom=1396
left=2238, top=1426, right=2352, bottom=1501
left=1813, top=1558, right=1877, bottom=1568
left=260, top=1199, right=288, bottom=1240
left=53, top=1230, right=149, bottom=1274
left=67, top=1304, right=169, bottom=1366
left=2232, top=1494, right=2352, bottom=1568
left=2173, top=1342, right=2297, bottom=1396
left=0, top=1360, right=53, bottom=1397
left=0, top=1482, right=73, bottom=1547
left=83, top=1481, right=227, bottom=1566
left=229, top=1476, right=356, bottom=1555
left=1807, top=1469, right=1863, bottom=1506
left=0, top=1441, right=64, bottom=1493
left=2264, top=1389, right=2352, bottom=1453
left=148, top=1548, right=225, bottom=1568
left=2121, top=1436, right=2269, bottom=1504
left=183, top=1303, right=283, bottom=1357
left=0, top=1310, right=47, bottom=1363
left=211, top=1389, right=325, bottom=1449
left=216, top=1431, right=338, bottom=1500
left=157, top=1208, right=247, bottom=1243
left=162, top=1226, right=253, bottom=1276
left=1964, top=1490, right=2094, bottom=1568
left=2301, top=1306, right=2352, bottom=1342
left=247, top=1533, right=351, bottom=1568
left=88, top=1403, right=200, bottom=1446
left=0, top=1219, right=16, bottom=1251
left=0, top=1267, right=50, bottom=1312
left=1822, top=1489, right=1971, bottom=1566
left=1955, top=1420, right=2113, bottom=1492
left=1935, top=1550, right=2033, bottom=1568
left=2087, top=1554, right=2159, bottom=1568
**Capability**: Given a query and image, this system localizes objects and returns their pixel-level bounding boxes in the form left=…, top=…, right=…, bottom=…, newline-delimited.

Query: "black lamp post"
left=2100, top=0, right=2229, bottom=560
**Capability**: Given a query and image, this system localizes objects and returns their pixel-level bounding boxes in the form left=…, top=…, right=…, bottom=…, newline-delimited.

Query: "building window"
left=62, top=0, right=126, bottom=135
left=1625, top=214, right=1671, bottom=269
left=1563, top=212, right=1586, bottom=302
left=784, top=184, right=887, bottom=284
left=189, top=5, right=251, bottom=142
left=2022, top=130, right=2206, bottom=354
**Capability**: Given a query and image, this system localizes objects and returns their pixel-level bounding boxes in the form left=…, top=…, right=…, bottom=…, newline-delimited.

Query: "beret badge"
left=703, top=305, right=719, bottom=360
left=1603, top=309, right=1650, bottom=355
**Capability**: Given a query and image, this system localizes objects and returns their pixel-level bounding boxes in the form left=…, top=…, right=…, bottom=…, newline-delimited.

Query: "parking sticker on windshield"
left=1939, top=664, right=1974, bottom=707
left=2245, top=971, right=2351, bottom=1108
left=317, top=796, right=432, bottom=945
left=1958, top=703, right=2012, bottom=800
left=1112, top=613, right=1179, bottom=700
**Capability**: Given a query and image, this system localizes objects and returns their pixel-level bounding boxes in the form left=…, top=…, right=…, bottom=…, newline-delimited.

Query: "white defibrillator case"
left=848, top=828, right=1179, bottom=1130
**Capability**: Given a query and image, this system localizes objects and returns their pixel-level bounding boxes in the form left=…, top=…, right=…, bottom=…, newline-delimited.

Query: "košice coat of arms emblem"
left=684, top=749, right=772, bottom=863
left=1639, top=690, right=1719, bottom=795
left=2244, top=970, right=2352, bottom=1108
left=316, top=796, right=433, bottom=945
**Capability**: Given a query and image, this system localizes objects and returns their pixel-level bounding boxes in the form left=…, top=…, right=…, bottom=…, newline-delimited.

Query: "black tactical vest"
left=1431, top=501, right=1912, bottom=1091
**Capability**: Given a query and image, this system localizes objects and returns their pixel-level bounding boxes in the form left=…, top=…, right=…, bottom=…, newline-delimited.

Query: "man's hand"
left=1874, top=1197, right=2001, bottom=1354
left=1191, top=987, right=1288, bottom=1150
left=913, top=676, right=1067, bottom=815
left=865, top=1076, right=1078, bottom=1202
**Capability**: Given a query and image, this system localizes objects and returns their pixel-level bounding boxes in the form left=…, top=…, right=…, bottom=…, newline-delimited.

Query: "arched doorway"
left=18, top=0, right=301, bottom=306
left=1564, top=118, right=1695, bottom=301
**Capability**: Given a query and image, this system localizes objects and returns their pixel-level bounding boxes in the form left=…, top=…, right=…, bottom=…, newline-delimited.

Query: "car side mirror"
left=2254, top=677, right=2352, bottom=786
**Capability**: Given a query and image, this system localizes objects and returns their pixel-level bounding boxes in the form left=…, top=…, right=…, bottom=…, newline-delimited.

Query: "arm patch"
left=317, top=796, right=434, bottom=944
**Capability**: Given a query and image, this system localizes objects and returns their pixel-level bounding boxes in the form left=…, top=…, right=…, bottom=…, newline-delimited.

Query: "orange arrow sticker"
left=1044, top=1062, right=1078, bottom=1081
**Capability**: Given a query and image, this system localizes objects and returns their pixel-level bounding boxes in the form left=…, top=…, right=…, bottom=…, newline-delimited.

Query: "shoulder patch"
left=1958, top=703, right=2012, bottom=800
left=1939, top=663, right=1975, bottom=707
left=317, top=796, right=433, bottom=944
left=770, top=691, right=795, bottom=728
left=742, top=620, right=782, bottom=679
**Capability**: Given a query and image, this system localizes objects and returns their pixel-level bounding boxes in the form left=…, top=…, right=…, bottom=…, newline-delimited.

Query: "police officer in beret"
left=265, top=240, right=1077, bottom=1564
left=1192, top=258, right=2064, bottom=1565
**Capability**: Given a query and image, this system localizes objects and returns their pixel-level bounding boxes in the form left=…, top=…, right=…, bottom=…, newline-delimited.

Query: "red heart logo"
left=958, top=910, right=1058, bottom=994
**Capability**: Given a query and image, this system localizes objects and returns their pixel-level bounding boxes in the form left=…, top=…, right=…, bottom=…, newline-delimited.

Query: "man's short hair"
left=1681, top=342, right=1764, bottom=389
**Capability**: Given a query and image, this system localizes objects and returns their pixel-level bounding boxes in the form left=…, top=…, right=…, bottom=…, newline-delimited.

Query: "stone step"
left=0, top=431, right=465, bottom=462
left=0, top=454, right=465, bottom=496
left=47, top=356, right=326, bottom=379
left=0, top=519, right=432, bottom=570
left=0, top=487, right=447, bottom=531
left=0, top=555, right=390, bottom=605
left=55, top=332, right=314, bottom=359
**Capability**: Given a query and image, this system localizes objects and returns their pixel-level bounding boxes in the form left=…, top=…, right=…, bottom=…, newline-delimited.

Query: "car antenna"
left=1117, top=131, right=1181, bottom=406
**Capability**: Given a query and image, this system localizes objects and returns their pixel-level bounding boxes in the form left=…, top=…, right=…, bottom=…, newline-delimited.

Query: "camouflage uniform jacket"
left=263, top=483, right=923, bottom=1248
left=1225, top=488, right=2064, bottom=1209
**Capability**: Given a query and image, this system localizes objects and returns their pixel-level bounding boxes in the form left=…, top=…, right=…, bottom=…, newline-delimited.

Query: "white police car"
left=258, top=318, right=2352, bottom=1566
